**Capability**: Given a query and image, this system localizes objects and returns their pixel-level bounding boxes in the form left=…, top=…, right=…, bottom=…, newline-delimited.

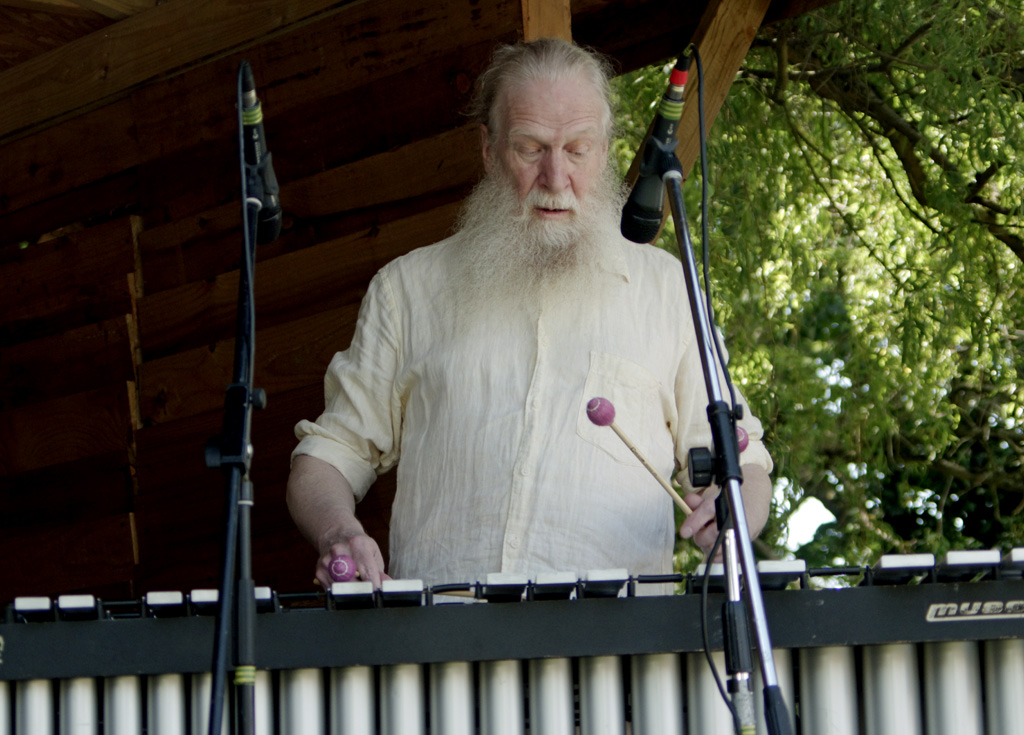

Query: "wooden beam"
left=0, top=0, right=505, bottom=237
left=0, top=513, right=137, bottom=600
left=138, top=303, right=360, bottom=425
left=570, top=0, right=707, bottom=75
left=0, top=382, right=138, bottom=474
left=0, top=313, right=138, bottom=411
left=0, top=99, right=138, bottom=233
left=675, top=0, right=771, bottom=178
left=0, top=0, right=363, bottom=142
left=521, top=0, right=571, bottom=41
left=0, top=5, right=110, bottom=74
left=0, top=449, right=134, bottom=532
left=620, top=0, right=770, bottom=232
left=0, top=0, right=91, bottom=11
left=136, top=202, right=461, bottom=359
left=68, top=0, right=157, bottom=20
left=0, top=216, right=142, bottom=341
left=283, top=125, right=482, bottom=220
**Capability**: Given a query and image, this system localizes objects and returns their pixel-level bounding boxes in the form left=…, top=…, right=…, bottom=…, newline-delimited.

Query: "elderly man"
left=287, top=38, right=773, bottom=591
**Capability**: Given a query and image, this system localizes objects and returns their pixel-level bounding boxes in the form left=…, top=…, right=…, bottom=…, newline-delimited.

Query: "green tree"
left=615, top=0, right=1024, bottom=571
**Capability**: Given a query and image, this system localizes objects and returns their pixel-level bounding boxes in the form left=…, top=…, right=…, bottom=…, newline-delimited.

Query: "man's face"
left=482, top=76, right=609, bottom=223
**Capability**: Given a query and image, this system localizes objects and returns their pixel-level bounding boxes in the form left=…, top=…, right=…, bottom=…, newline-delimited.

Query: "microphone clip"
left=245, top=152, right=281, bottom=245
left=640, top=135, right=683, bottom=183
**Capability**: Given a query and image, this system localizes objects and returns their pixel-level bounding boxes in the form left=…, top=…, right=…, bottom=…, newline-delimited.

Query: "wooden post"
left=674, top=0, right=771, bottom=180
left=521, top=0, right=572, bottom=41
left=622, top=0, right=772, bottom=236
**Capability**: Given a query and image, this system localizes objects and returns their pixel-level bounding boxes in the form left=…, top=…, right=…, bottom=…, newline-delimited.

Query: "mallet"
left=586, top=397, right=692, bottom=516
left=328, top=554, right=358, bottom=582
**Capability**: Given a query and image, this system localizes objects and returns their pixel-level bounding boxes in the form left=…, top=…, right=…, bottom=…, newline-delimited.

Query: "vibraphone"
left=1, top=551, right=1022, bottom=735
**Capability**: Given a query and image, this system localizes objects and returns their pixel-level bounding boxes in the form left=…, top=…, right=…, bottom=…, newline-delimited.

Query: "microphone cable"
left=690, top=44, right=746, bottom=730
left=693, top=47, right=739, bottom=413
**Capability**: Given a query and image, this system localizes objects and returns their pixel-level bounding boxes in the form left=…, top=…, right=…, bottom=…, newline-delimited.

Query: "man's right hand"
left=287, top=454, right=392, bottom=590
left=316, top=534, right=391, bottom=590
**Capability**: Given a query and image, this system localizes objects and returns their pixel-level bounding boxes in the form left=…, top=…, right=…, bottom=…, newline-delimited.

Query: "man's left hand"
left=678, top=463, right=773, bottom=559
left=680, top=488, right=721, bottom=558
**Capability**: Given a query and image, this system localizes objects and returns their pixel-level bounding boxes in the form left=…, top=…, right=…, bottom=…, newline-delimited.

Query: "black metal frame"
left=3, top=577, right=1022, bottom=682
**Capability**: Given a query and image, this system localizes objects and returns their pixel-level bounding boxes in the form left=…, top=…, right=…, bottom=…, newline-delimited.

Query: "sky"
left=783, top=495, right=836, bottom=551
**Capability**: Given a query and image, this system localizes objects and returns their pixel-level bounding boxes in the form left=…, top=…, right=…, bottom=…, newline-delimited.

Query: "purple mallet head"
left=586, top=397, right=616, bottom=427
left=329, top=554, right=357, bottom=583
left=737, top=426, right=749, bottom=452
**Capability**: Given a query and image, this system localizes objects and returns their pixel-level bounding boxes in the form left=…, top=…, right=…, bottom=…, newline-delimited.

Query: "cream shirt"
left=293, top=234, right=772, bottom=587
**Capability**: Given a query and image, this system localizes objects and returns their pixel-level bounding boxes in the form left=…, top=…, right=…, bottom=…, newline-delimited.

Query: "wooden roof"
left=0, top=0, right=832, bottom=603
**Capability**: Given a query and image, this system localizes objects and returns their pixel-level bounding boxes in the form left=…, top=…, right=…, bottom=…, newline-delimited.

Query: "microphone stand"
left=203, top=60, right=269, bottom=735
left=641, top=94, right=793, bottom=735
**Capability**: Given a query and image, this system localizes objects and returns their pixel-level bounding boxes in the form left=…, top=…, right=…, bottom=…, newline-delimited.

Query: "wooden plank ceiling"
left=0, top=0, right=832, bottom=603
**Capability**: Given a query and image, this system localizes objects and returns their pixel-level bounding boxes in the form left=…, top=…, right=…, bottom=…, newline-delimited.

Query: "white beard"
left=450, top=161, right=627, bottom=320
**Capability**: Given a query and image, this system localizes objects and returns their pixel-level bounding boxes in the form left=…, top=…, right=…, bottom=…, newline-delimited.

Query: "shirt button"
left=508, top=536, right=520, bottom=549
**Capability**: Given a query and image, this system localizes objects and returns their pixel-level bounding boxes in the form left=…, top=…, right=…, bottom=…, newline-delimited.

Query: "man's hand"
left=288, top=454, right=392, bottom=590
left=678, top=464, right=773, bottom=559
left=315, top=534, right=391, bottom=590
left=680, top=487, right=723, bottom=558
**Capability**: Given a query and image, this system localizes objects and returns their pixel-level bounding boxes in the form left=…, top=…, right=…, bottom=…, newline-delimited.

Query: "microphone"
left=620, top=53, right=690, bottom=244
left=241, top=62, right=282, bottom=244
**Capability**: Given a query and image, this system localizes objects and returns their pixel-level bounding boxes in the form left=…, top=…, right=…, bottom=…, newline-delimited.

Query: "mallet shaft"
left=608, top=421, right=692, bottom=516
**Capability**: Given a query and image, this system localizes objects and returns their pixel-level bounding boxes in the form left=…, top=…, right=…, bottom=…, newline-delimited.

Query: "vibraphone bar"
left=1, top=551, right=1022, bottom=735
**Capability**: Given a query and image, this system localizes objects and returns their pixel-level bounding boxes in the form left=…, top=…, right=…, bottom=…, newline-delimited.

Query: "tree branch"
left=775, top=40, right=1024, bottom=266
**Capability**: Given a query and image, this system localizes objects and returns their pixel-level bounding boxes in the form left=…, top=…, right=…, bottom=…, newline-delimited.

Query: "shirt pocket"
left=576, top=351, right=671, bottom=468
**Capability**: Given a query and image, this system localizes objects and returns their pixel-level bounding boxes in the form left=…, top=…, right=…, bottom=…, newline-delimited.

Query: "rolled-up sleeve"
left=671, top=333, right=773, bottom=494
left=292, top=268, right=403, bottom=501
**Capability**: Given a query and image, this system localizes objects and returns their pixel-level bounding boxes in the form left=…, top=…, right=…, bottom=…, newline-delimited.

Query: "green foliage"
left=614, top=0, right=1024, bottom=572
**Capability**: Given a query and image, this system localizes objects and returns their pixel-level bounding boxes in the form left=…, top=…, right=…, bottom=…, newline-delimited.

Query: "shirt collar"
left=596, top=236, right=632, bottom=283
